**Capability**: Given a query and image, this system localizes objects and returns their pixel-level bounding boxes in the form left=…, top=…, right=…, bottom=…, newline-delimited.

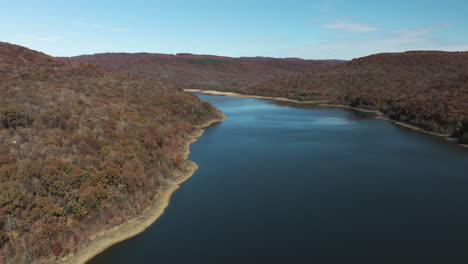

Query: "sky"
left=1, top=0, right=467, bottom=60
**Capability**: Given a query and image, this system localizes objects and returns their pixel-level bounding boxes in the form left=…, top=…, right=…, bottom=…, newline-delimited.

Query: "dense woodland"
left=0, top=42, right=222, bottom=263
left=250, top=51, right=468, bottom=143
left=64, top=53, right=342, bottom=92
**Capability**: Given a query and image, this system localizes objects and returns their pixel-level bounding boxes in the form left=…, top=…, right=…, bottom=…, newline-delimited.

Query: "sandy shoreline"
left=41, top=114, right=226, bottom=264
left=186, top=89, right=467, bottom=149
left=184, top=89, right=331, bottom=104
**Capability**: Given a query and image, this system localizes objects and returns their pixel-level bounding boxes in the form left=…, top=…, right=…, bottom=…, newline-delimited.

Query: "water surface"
left=89, top=95, right=468, bottom=263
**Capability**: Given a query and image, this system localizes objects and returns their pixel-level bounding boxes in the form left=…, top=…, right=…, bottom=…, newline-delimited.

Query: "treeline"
left=63, top=53, right=343, bottom=92
left=0, top=42, right=223, bottom=263
left=251, top=51, right=468, bottom=143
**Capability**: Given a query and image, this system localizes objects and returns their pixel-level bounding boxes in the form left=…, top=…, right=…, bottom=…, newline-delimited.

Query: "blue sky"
left=1, top=0, right=467, bottom=59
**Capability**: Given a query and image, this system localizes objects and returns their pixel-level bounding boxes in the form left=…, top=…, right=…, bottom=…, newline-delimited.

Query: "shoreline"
left=186, top=89, right=467, bottom=149
left=45, top=114, right=226, bottom=264
left=183, top=89, right=331, bottom=104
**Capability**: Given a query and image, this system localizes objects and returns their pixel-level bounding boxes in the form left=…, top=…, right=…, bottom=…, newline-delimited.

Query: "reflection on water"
left=89, top=94, right=468, bottom=264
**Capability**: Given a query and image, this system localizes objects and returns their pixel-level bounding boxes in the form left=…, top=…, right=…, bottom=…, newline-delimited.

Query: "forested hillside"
left=64, top=53, right=343, bottom=92
left=251, top=51, right=468, bottom=143
left=0, top=42, right=222, bottom=263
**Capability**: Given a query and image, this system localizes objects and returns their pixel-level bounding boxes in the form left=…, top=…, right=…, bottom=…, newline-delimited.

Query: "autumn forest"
left=0, top=42, right=222, bottom=263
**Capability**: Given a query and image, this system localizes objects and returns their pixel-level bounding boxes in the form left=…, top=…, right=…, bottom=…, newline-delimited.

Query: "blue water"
left=89, top=94, right=468, bottom=263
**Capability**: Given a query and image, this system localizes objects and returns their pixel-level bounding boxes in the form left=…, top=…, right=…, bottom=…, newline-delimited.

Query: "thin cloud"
left=392, top=24, right=449, bottom=37
left=322, top=21, right=378, bottom=33
left=75, top=21, right=128, bottom=32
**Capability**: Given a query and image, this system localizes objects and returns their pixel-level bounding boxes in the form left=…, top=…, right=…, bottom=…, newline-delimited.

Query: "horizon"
left=59, top=49, right=467, bottom=61
left=60, top=48, right=466, bottom=59
left=1, top=0, right=468, bottom=60
left=6, top=39, right=464, bottom=62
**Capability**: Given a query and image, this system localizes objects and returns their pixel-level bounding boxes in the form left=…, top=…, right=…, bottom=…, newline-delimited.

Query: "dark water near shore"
left=89, top=94, right=468, bottom=264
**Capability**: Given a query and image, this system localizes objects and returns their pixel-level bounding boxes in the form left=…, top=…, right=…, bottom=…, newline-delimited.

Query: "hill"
left=63, top=53, right=343, bottom=92
left=251, top=51, right=468, bottom=143
left=0, top=42, right=222, bottom=263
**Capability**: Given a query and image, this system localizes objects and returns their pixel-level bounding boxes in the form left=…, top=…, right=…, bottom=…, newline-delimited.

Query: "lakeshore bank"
left=185, top=89, right=467, bottom=149
left=38, top=114, right=226, bottom=264
left=183, top=89, right=331, bottom=104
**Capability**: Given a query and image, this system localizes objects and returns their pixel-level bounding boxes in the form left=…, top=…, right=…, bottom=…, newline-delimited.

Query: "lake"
left=89, top=94, right=468, bottom=263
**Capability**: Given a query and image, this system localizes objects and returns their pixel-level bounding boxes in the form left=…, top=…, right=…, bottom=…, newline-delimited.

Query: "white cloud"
left=75, top=21, right=128, bottom=32
left=322, top=21, right=378, bottom=32
left=274, top=25, right=468, bottom=60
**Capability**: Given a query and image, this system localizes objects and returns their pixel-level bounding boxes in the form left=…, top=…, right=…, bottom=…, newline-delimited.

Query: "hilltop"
left=250, top=51, right=468, bottom=143
left=0, top=42, right=222, bottom=263
left=63, top=53, right=343, bottom=91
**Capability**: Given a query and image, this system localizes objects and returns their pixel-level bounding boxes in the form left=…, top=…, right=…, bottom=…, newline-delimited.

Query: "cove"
left=88, top=94, right=468, bottom=263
